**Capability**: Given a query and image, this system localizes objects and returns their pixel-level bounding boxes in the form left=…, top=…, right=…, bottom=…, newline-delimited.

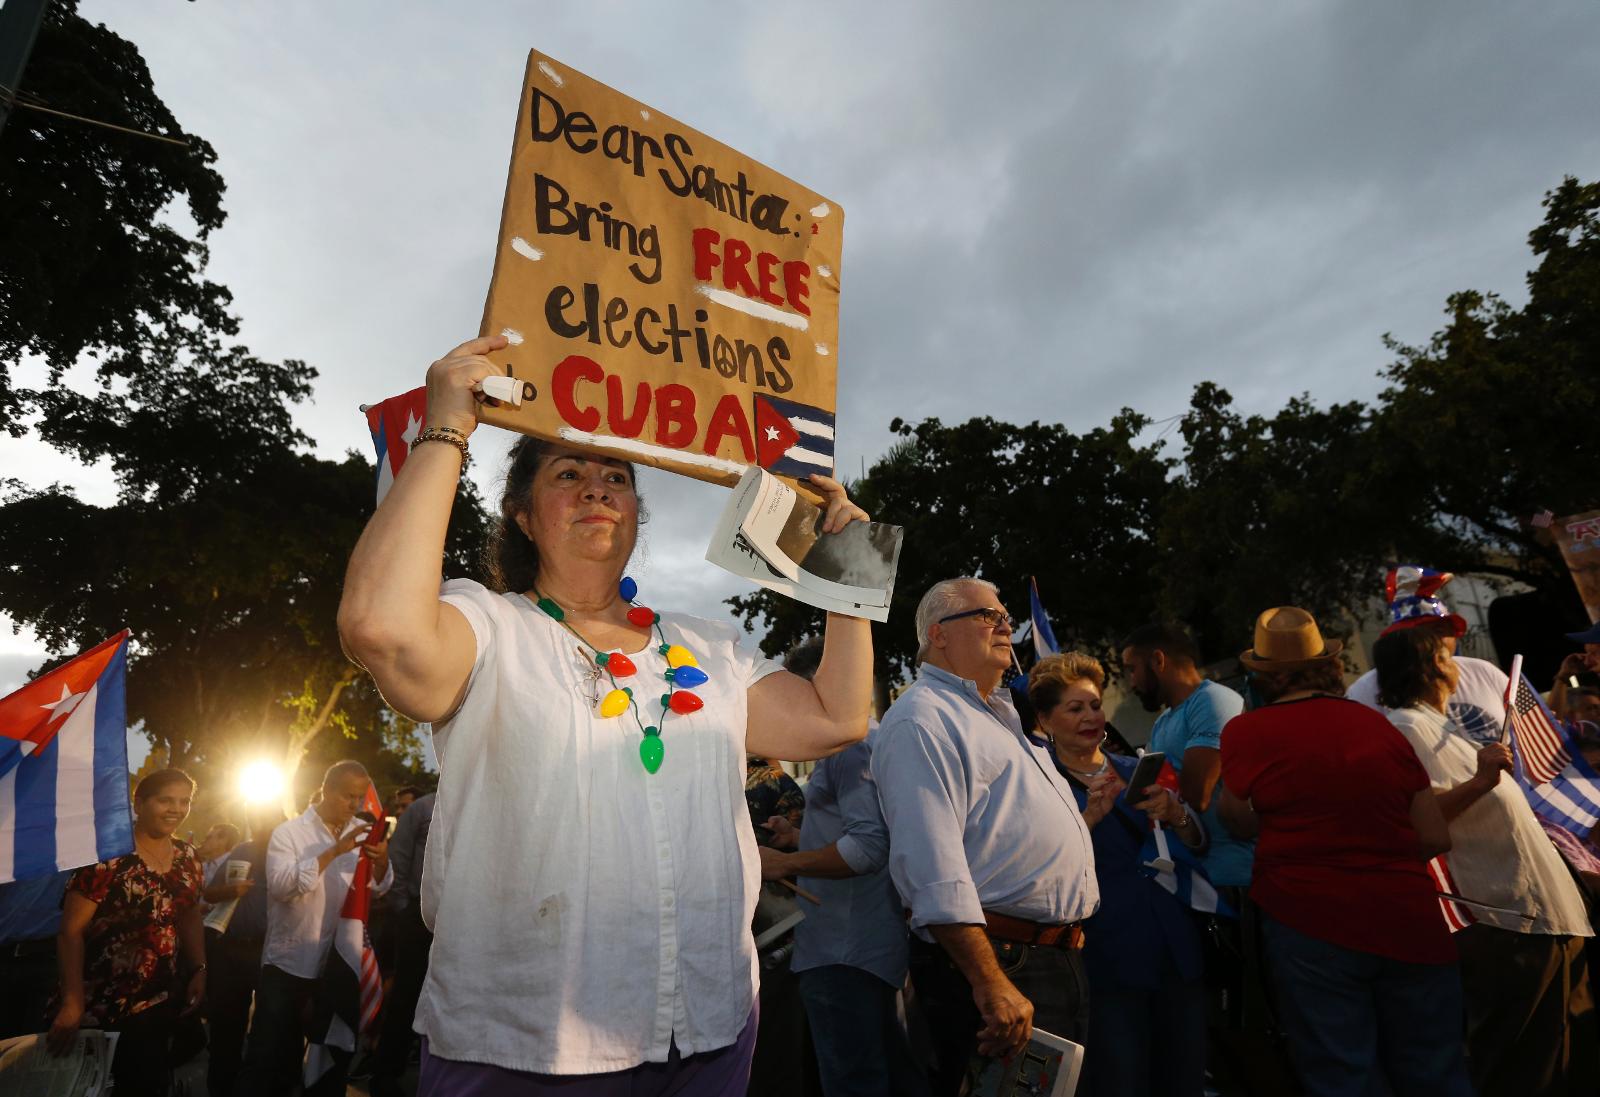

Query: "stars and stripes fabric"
left=0, top=632, right=134, bottom=884
left=753, top=394, right=835, bottom=479
left=1504, top=671, right=1600, bottom=839
left=1028, top=577, right=1060, bottom=661
left=363, top=387, right=428, bottom=505
left=1425, top=855, right=1476, bottom=933
left=304, top=785, right=387, bottom=1087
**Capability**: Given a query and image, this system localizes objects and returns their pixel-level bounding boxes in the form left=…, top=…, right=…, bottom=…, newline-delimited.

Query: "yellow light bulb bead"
left=665, top=645, right=698, bottom=669
left=599, top=689, right=631, bottom=718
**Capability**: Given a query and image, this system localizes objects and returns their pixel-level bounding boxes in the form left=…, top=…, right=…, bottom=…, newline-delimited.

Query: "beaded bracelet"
left=411, top=426, right=469, bottom=464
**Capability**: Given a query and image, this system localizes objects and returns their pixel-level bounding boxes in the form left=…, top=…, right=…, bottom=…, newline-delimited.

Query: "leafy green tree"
left=0, top=1, right=492, bottom=812
left=1155, top=383, right=1403, bottom=659
left=0, top=0, right=233, bottom=430
left=1372, top=176, right=1600, bottom=599
left=728, top=411, right=1173, bottom=686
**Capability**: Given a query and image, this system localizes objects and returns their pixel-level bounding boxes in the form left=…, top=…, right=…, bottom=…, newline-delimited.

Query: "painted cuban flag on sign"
left=753, top=393, right=835, bottom=480
left=363, top=387, right=428, bottom=506
left=0, top=631, right=135, bottom=884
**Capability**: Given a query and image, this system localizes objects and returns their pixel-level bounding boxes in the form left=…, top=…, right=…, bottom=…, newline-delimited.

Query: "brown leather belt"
left=983, top=909, right=1084, bottom=950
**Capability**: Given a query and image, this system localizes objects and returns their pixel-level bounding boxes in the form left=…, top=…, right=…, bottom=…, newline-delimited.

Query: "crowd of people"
left=1, top=333, right=1596, bottom=1097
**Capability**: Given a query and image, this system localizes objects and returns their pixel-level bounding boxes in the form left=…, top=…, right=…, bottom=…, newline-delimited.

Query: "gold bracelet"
left=412, top=427, right=469, bottom=464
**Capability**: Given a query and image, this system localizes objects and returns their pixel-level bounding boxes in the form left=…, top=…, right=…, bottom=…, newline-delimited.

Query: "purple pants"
left=417, top=1008, right=758, bottom=1097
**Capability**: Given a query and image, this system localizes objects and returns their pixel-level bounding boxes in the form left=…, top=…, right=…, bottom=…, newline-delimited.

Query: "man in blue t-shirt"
left=1120, top=622, right=1252, bottom=888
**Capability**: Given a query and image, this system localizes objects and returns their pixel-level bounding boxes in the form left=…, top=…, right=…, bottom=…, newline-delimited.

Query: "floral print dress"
left=57, top=839, right=203, bottom=1026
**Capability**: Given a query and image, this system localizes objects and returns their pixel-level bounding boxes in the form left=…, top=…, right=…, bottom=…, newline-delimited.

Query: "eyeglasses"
left=937, top=606, right=1015, bottom=631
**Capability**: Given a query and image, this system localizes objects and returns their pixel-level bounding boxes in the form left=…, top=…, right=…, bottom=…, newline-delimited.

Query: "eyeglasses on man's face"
left=937, top=606, right=1015, bottom=631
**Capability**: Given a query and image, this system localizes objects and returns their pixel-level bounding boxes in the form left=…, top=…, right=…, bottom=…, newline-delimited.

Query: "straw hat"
left=1238, top=606, right=1343, bottom=671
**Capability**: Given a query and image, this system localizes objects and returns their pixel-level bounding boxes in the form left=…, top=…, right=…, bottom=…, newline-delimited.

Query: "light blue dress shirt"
left=872, top=664, right=1099, bottom=937
left=791, top=727, right=909, bottom=986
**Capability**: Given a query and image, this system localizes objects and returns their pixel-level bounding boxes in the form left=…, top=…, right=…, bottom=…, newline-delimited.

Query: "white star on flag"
left=31, top=683, right=88, bottom=754
left=401, top=411, right=423, bottom=448
left=764, top=426, right=781, bottom=441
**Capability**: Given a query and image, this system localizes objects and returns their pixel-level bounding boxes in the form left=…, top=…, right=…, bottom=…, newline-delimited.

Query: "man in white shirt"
left=237, top=761, right=391, bottom=1097
left=1347, top=565, right=1510, bottom=741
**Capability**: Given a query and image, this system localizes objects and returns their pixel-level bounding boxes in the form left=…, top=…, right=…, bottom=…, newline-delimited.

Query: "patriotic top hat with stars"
left=1380, top=564, right=1467, bottom=638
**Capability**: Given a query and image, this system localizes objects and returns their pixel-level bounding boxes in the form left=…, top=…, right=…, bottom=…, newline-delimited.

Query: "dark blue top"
left=0, top=871, right=69, bottom=944
left=208, top=837, right=270, bottom=943
left=1047, top=749, right=1206, bottom=991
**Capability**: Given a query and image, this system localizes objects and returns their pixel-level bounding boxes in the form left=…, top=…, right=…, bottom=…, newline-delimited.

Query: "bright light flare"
left=236, top=760, right=286, bottom=805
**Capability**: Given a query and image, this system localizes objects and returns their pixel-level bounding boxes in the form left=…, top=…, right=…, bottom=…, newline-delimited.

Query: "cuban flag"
left=1028, top=577, right=1060, bottom=660
left=363, top=387, right=428, bottom=506
left=1503, top=670, right=1600, bottom=839
left=1133, top=759, right=1235, bottom=918
left=304, top=784, right=386, bottom=1088
left=753, top=394, right=835, bottom=479
left=0, top=632, right=134, bottom=884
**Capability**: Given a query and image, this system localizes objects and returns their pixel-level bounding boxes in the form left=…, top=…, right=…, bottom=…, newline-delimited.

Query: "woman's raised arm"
left=337, top=336, right=506, bottom=722
left=746, top=476, right=874, bottom=761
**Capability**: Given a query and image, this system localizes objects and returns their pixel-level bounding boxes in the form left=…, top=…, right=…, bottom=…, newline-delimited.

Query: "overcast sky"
left=4, top=0, right=1598, bottom=693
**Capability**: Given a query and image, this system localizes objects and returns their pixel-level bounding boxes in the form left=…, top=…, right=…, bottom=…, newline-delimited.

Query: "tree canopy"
left=0, top=2, right=489, bottom=819
left=731, top=177, right=1599, bottom=675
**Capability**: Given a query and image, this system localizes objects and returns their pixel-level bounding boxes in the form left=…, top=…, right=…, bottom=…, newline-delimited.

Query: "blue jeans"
left=1262, top=915, right=1472, bottom=1097
left=1082, top=979, right=1206, bottom=1097
left=796, top=965, right=929, bottom=1097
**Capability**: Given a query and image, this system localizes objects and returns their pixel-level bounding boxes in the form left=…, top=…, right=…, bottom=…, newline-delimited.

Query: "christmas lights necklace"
left=532, top=576, right=707, bottom=775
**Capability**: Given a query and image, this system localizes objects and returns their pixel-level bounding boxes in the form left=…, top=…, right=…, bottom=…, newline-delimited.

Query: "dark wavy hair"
left=484, top=437, right=644, bottom=593
left=1250, top=661, right=1347, bottom=704
left=134, top=767, right=195, bottom=803
left=1374, top=627, right=1451, bottom=710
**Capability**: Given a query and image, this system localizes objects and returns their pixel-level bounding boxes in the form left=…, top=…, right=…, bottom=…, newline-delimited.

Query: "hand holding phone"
left=1123, top=751, right=1166, bottom=799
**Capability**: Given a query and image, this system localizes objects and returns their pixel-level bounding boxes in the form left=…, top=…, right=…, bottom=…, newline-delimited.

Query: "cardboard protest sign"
left=1554, top=508, right=1600, bottom=623
left=477, top=50, right=843, bottom=489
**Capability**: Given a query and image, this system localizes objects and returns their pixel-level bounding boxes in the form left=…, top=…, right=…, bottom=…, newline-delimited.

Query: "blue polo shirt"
left=1148, top=680, right=1254, bottom=888
left=791, top=727, right=908, bottom=987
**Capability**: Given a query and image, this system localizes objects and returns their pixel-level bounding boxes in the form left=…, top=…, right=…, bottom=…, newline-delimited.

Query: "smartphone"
left=1123, top=751, right=1167, bottom=797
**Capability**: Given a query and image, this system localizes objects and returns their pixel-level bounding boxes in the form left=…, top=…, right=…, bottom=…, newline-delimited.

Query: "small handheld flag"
left=303, top=783, right=387, bottom=1086
left=362, top=387, right=429, bottom=506
left=1028, top=577, right=1060, bottom=660
left=0, top=632, right=134, bottom=884
left=1502, top=664, right=1600, bottom=838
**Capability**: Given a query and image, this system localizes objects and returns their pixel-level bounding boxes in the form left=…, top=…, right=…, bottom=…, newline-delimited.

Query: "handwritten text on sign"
left=478, top=51, right=843, bottom=487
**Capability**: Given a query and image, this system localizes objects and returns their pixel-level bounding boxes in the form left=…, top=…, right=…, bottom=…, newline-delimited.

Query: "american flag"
left=1426, top=855, right=1475, bottom=933
left=1505, top=671, right=1600, bottom=839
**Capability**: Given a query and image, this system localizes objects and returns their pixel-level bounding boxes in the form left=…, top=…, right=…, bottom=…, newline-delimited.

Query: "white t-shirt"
left=414, top=579, right=781, bottom=1074
left=1348, top=655, right=1509, bottom=743
left=1385, top=705, right=1591, bottom=938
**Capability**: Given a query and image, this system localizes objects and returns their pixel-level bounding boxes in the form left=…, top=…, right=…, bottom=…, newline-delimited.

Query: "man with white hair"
left=872, top=578, right=1112, bottom=1097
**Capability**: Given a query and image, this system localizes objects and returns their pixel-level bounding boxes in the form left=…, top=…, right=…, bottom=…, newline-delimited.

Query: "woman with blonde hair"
left=1026, top=652, right=1208, bottom=1097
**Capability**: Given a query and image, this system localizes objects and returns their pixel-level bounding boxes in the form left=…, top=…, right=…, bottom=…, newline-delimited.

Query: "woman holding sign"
left=338, top=334, right=873, bottom=1094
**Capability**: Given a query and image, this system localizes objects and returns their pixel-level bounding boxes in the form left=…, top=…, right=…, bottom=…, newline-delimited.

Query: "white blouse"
left=1386, top=704, right=1592, bottom=938
left=414, top=579, right=781, bottom=1074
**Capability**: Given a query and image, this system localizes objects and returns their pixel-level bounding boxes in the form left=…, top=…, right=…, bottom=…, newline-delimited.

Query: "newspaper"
left=965, top=1025, right=1085, bottom=1097
left=706, top=467, right=902, bottom=622
left=0, top=1031, right=119, bottom=1097
left=201, top=858, right=253, bottom=934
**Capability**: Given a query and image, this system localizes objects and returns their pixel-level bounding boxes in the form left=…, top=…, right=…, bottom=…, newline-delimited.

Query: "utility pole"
left=0, top=0, right=52, bottom=141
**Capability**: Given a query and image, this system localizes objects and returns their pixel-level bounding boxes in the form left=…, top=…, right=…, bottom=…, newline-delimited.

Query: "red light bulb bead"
left=668, top=691, right=703, bottom=715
